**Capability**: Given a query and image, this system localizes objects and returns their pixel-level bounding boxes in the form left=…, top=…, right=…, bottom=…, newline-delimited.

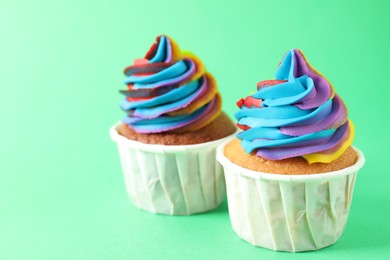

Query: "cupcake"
left=110, top=35, right=236, bottom=215
left=217, top=49, right=365, bottom=251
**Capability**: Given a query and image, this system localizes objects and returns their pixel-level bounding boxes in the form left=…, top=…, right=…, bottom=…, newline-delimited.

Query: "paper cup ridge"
left=217, top=141, right=365, bottom=252
left=110, top=122, right=235, bottom=215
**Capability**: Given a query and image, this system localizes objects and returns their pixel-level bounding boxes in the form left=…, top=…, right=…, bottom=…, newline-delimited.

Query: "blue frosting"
left=235, top=49, right=350, bottom=160
left=120, top=35, right=221, bottom=133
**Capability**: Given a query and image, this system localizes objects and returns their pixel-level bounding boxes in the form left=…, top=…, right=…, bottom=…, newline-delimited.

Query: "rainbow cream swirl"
left=235, top=49, right=354, bottom=163
left=120, top=35, right=221, bottom=133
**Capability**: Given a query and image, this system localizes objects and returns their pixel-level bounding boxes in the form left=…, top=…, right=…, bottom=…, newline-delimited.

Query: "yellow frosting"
left=302, top=120, right=355, bottom=164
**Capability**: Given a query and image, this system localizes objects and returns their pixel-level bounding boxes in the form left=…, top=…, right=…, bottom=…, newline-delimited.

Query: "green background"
left=1, top=0, right=389, bottom=259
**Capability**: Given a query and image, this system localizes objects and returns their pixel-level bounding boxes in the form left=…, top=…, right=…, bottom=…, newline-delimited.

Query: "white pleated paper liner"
left=217, top=141, right=365, bottom=252
left=110, top=122, right=237, bottom=215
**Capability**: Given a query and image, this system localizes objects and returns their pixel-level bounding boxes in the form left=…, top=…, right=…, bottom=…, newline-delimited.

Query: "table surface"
left=1, top=0, right=389, bottom=259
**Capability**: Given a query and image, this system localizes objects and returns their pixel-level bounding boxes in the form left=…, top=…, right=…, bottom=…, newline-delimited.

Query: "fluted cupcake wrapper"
left=110, top=122, right=236, bottom=215
left=217, top=142, right=365, bottom=252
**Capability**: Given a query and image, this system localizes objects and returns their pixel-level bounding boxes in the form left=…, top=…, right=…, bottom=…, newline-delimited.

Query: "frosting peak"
left=120, top=35, right=221, bottom=133
left=235, top=49, right=354, bottom=163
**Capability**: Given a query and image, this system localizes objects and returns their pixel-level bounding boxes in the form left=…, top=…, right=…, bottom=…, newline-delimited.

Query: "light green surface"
left=1, top=0, right=389, bottom=259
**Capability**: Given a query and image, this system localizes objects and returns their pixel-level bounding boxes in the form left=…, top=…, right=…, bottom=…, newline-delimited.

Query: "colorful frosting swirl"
left=120, top=35, right=221, bottom=133
left=235, top=49, right=354, bottom=164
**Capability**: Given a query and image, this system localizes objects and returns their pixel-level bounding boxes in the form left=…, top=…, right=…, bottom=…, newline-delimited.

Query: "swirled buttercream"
left=235, top=49, right=354, bottom=163
left=120, top=35, right=221, bottom=133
